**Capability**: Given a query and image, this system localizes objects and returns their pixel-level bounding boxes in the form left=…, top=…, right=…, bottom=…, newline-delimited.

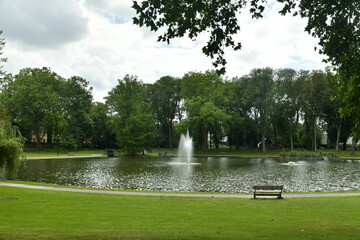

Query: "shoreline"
left=1, top=182, right=360, bottom=198
left=25, top=154, right=360, bottom=160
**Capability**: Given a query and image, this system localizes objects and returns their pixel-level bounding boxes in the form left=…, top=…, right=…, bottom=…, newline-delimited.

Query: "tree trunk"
left=351, top=137, right=356, bottom=156
left=335, top=122, right=341, bottom=152
left=75, top=120, right=80, bottom=150
left=209, top=132, right=212, bottom=150
left=313, top=117, right=317, bottom=152
left=290, top=130, right=294, bottom=151
left=47, top=129, right=53, bottom=146
left=203, top=128, right=209, bottom=152
left=33, top=122, right=42, bottom=150
left=235, top=132, right=241, bottom=149
left=262, top=133, right=266, bottom=153
left=168, top=120, right=173, bottom=149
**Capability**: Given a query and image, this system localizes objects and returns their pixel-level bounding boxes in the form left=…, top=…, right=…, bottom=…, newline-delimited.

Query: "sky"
left=0, top=0, right=327, bottom=102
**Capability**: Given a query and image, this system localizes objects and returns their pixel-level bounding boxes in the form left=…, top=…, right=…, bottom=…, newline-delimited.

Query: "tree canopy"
left=132, top=0, right=360, bottom=76
left=0, top=30, right=7, bottom=77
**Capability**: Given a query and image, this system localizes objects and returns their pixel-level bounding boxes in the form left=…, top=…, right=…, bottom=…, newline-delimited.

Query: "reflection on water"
left=17, top=157, right=360, bottom=193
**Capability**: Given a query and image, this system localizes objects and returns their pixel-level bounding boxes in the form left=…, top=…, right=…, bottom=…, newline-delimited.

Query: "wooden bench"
left=106, top=149, right=115, bottom=157
left=253, top=185, right=283, bottom=199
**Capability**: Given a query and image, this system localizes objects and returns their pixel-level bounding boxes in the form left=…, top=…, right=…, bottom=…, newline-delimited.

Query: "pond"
left=17, top=157, right=360, bottom=193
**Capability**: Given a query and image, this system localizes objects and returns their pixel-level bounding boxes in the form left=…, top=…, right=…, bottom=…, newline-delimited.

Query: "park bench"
left=253, top=185, right=283, bottom=199
left=106, top=149, right=115, bottom=157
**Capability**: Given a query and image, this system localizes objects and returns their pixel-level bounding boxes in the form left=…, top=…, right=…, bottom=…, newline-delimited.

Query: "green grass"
left=23, top=148, right=107, bottom=158
left=23, top=147, right=360, bottom=159
left=279, top=150, right=339, bottom=158
left=149, top=148, right=283, bottom=157
left=0, top=186, right=359, bottom=240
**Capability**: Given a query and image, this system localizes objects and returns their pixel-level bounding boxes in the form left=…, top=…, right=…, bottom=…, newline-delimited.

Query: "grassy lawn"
left=23, top=148, right=107, bottom=158
left=148, top=148, right=283, bottom=157
left=151, top=148, right=360, bottom=159
left=0, top=186, right=359, bottom=240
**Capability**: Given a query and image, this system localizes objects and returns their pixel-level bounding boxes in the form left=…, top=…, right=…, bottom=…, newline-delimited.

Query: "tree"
left=106, top=75, right=157, bottom=155
left=0, top=30, right=7, bottom=77
left=145, top=76, right=182, bottom=149
left=181, top=71, right=229, bottom=151
left=300, top=70, right=330, bottom=151
left=243, top=68, right=275, bottom=152
left=0, top=119, right=25, bottom=179
left=2, top=68, right=64, bottom=149
left=62, top=76, right=93, bottom=149
left=90, top=102, right=115, bottom=149
left=226, top=78, right=253, bottom=149
left=185, top=97, right=228, bottom=151
left=273, top=68, right=301, bottom=150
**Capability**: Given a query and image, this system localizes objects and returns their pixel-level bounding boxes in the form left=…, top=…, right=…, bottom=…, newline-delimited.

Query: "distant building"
left=31, top=129, right=47, bottom=143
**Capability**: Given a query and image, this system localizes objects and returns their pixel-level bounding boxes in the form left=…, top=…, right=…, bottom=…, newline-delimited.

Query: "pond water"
left=17, top=157, right=360, bottom=193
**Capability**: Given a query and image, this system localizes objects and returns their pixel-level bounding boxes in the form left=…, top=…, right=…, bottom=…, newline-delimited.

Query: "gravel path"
left=1, top=182, right=360, bottom=198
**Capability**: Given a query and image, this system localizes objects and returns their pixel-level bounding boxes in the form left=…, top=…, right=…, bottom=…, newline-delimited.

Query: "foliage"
left=132, top=1, right=360, bottom=76
left=145, top=76, right=182, bottom=148
left=133, top=1, right=246, bottom=74
left=62, top=76, right=93, bottom=148
left=0, top=66, right=354, bottom=153
left=0, top=30, right=7, bottom=77
left=90, top=102, right=115, bottom=148
left=0, top=120, right=25, bottom=179
left=280, top=150, right=338, bottom=158
left=106, top=75, right=157, bottom=155
left=181, top=71, right=229, bottom=151
left=1, top=68, right=64, bottom=149
left=132, top=1, right=360, bottom=137
left=243, top=68, right=275, bottom=152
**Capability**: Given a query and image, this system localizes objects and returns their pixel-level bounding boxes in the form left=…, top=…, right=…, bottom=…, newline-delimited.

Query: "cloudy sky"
left=0, top=0, right=327, bottom=102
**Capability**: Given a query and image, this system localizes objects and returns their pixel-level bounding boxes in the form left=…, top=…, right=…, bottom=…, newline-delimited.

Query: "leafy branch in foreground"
left=0, top=120, right=25, bottom=179
left=132, top=0, right=359, bottom=77
left=0, top=30, right=7, bottom=77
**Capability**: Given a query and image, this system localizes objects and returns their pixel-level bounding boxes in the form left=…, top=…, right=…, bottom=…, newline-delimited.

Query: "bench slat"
left=253, top=185, right=283, bottom=199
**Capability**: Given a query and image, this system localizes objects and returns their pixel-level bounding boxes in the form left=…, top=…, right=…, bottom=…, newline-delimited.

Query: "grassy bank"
left=0, top=186, right=359, bottom=240
left=24, top=148, right=107, bottom=158
left=23, top=147, right=360, bottom=159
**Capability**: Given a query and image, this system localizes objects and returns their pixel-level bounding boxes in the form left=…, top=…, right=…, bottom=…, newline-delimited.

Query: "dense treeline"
left=0, top=66, right=354, bottom=155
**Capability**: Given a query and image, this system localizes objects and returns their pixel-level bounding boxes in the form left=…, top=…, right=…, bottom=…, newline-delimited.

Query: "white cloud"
left=0, top=0, right=88, bottom=48
left=1, top=0, right=327, bottom=102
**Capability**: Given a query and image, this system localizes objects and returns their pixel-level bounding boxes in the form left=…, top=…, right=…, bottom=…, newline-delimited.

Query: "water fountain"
left=177, top=130, right=193, bottom=164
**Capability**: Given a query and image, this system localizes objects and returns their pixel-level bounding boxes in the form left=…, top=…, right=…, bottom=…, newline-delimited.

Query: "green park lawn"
left=0, top=185, right=359, bottom=240
left=23, top=148, right=107, bottom=158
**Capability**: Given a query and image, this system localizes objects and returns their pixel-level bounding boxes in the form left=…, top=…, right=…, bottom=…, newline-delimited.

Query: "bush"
left=280, top=150, right=338, bottom=158
left=0, top=120, right=25, bottom=179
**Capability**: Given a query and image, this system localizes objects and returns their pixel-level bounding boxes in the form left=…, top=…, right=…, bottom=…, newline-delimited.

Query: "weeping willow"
left=0, top=120, right=25, bottom=179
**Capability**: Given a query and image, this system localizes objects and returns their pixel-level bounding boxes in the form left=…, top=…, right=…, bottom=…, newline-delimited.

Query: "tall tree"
left=244, top=68, right=275, bottom=152
left=181, top=71, right=229, bottom=151
left=90, top=102, right=115, bottom=149
left=2, top=68, right=63, bottom=149
left=146, top=76, right=182, bottom=149
left=227, top=78, right=252, bottom=149
left=301, top=70, right=330, bottom=151
left=0, top=30, right=6, bottom=77
left=273, top=68, right=301, bottom=150
left=62, top=76, right=93, bottom=149
left=106, top=75, right=156, bottom=155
